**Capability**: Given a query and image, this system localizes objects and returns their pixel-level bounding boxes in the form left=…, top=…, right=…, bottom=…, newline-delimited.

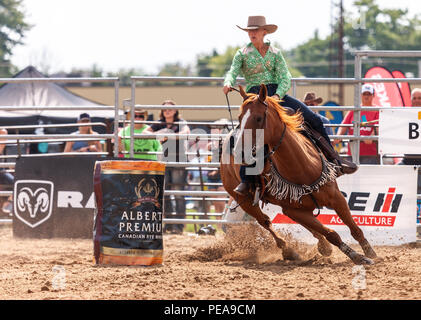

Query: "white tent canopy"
left=0, top=66, right=117, bottom=119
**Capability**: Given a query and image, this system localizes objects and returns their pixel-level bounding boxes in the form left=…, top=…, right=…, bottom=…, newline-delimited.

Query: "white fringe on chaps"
left=264, top=155, right=337, bottom=203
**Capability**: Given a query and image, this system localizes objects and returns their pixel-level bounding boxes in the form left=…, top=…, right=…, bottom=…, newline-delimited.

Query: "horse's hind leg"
left=283, top=207, right=374, bottom=265
left=331, top=191, right=377, bottom=259
left=235, top=195, right=301, bottom=260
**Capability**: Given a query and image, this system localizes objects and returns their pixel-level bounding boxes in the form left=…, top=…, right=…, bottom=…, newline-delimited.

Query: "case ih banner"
left=264, top=166, right=417, bottom=245
left=378, top=108, right=421, bottom=155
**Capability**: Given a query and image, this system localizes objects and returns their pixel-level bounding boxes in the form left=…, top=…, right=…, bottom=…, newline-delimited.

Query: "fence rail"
left=0, top=50, right=420, bottom=231
left=128, top=52, right=421, bottom=228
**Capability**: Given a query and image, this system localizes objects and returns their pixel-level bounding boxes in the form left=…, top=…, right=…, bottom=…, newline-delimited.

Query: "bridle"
left=226, top=87, right=288, bottom=162
left=236, top=92, right=286, bottom=161
left=225, top=87, right=268, bottom=131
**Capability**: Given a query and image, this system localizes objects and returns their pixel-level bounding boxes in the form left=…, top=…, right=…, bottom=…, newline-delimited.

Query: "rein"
left=225, top=87, right=242, bottom=131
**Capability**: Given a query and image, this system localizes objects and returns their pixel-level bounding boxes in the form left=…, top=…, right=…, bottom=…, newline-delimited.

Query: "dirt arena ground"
left=0, top=224, right=420, bottom=300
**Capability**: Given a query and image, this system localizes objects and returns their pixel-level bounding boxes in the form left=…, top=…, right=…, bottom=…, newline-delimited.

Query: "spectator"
left=0, top=128, right=14, bottom=215
left=64, top=113, right=102, bottom=153
left=118, top=109, right=161, bottom=160
left=398, top=88, right=421, bottom=195
left=334, top=84, right=380, bottom=164
left=302, top=92, right=334, bottom=136
left=411, top=88, right=421, bottom=107
left=28, top=119, right=48, bottom=154
left=145, top=100, right=190, bottom=234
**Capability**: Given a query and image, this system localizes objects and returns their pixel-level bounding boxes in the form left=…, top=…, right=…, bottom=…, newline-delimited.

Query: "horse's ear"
left=239, top=85, right=248, bottom=100
left=258, top=84, right=267, bottom=103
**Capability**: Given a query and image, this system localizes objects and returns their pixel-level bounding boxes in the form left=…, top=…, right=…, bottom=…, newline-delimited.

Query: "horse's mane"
left=241, top=94, right=304, bottom=132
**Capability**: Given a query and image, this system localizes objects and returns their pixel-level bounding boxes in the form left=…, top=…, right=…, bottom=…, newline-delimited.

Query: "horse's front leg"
left=235, top=194, right=301, bottom=261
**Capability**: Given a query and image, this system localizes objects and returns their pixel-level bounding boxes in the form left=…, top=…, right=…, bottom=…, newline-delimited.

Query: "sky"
left=10, top=0, right=421, bottom=75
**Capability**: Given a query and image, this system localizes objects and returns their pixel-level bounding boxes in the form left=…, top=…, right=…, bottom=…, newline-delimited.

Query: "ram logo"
left=14, top=180, right=54, bottom=228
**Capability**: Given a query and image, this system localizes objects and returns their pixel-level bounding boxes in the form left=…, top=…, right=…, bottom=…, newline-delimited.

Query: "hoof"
left=282, top=247, right=301, bottom=261
left=317, top=240, right=333, bottom=257
left=363, top=248, right=377, bottom=259
left=340, top=242, right=374, bottom=265
left=361, top=241, right=377, bottom=259
left=360, top=256, right=375, bottom=265
left=350, top=252, right=374, bottom=265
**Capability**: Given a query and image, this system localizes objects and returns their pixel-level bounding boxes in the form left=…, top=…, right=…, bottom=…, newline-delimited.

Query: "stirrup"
left=233, top=182, right=250, bottom=196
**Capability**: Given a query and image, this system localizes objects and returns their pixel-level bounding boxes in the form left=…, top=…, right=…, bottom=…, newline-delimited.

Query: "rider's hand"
left=223, top=85, right=232, bottom=95
left=271, top=94, right=281, bottom=100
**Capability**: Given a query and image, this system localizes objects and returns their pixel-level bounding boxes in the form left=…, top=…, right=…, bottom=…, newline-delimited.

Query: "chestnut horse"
left=220, top=84, right=377, bottom=265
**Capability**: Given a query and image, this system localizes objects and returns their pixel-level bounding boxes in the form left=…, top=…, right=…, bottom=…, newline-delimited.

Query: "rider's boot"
left=316, top=135, right=358, bottom=176
left=234, top=182, right=250, bottom=196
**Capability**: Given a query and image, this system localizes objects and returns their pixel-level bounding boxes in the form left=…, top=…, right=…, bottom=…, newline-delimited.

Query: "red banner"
left=392, top=70, right=412, bottom=107
left=272, top=213, right=396, bottom=227
left=364, top=66, right=404, bottom=108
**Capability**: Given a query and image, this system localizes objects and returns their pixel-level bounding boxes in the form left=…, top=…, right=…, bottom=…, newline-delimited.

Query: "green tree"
left=345, top=0, right=421, bottom=51
left=344, top=0, right=421, bottom=75
left=285, top=31, right=333, bottom=78
left=107, top=68, right=148, bottom=87
left=196, top=49, right=218, bottom=77
left=155, top=62, right=192, bottom=85
left=157, top=62, right=192, bottom=77
left=207, top=46, right=239, bottom=77
left=287, top=0, right=421, bottom=77
left=0, top=0, right=32, bottom=76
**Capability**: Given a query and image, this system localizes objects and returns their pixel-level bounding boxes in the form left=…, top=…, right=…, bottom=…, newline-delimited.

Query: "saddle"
left=285, top=107, right=354, bottom=176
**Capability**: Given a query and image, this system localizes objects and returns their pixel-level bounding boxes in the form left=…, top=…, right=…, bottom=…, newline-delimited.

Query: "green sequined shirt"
left=224, top=42, right=291, bottom=98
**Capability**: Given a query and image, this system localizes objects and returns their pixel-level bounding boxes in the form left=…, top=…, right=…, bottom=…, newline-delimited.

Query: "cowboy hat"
left=303, top=92, right=323, bottom=105
left=237, top=16, right=278, bottom=34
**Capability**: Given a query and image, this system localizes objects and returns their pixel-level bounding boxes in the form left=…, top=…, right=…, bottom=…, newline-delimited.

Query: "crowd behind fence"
left=0, top=50, right=420, bottom=233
